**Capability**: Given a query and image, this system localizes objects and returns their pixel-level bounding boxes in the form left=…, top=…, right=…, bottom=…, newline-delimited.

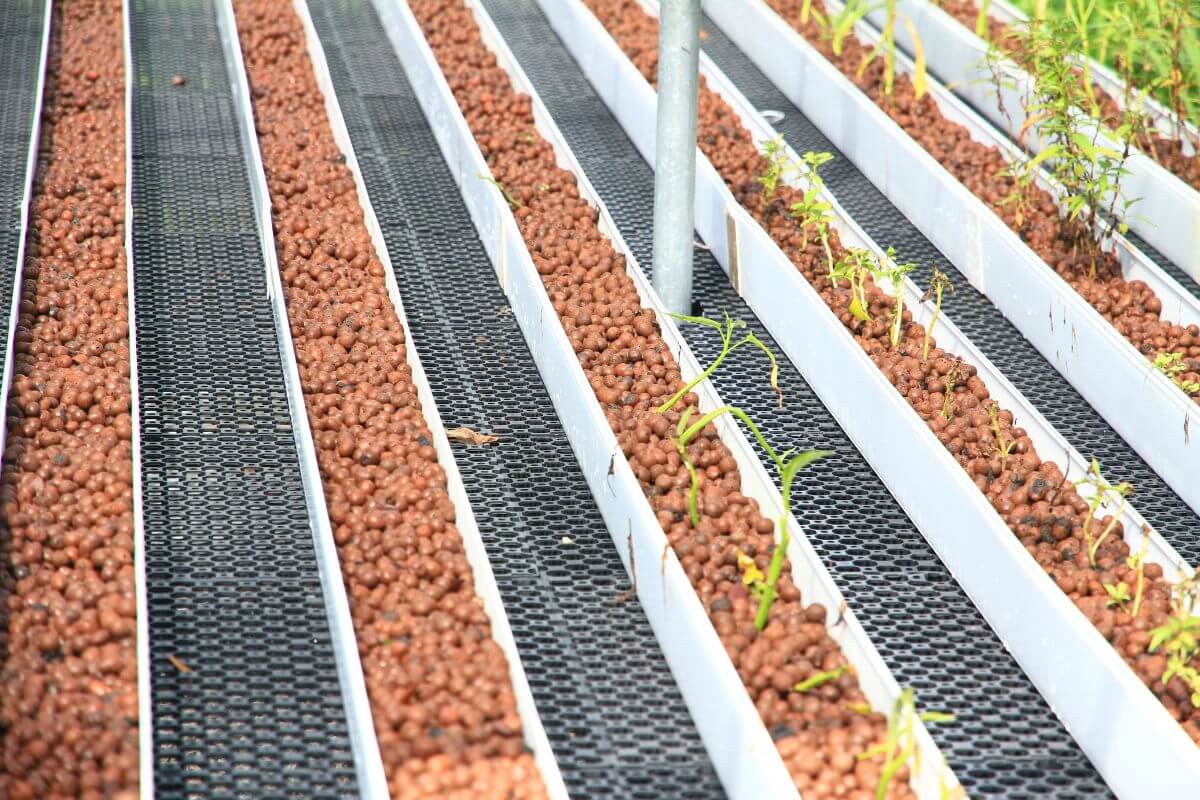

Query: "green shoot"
left=903, top=18, right=929, bottom=101
left=1064, top=0, right=1100, bottom=115
left=787, top=151, right=836, bottom=275
left=1153, top=351, right=1200, bottom=396
left=1078, top=458, right=1134, bottom=567
left=657, top=311, right=781, bottom=414
left=878, top=247, right=918, bottom=348
left=857, top=688, right=955, bottom=800
left=800, top=0, right=814, bottom=25
left=479, top=175, right=522, bottom=210
left=975, top=0, right=992, bottom=39
left=859, top=0, right=899, bottom=97
left=921, top=268, right=954, bottom=361
left=1104, top=580, right=1131, bottom=608
left=757, top=135, right=793, bottom=203
left=1149, top=583, right=1200, bottom=709
left=793, top=664, right=850, bottom=693
left=987, top=402, right=1016, bottom=473
left=941, top=360, right=962, bottom=421
left=830, top=248, right=875, bottom=322
left=825, top=0, right=876, bottom=57
left=1127, top=528, right=1150, bottom=617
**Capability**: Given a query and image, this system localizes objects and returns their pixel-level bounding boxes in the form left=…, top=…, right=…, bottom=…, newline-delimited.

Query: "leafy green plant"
left=657, top=312, right=780, bottom=414
left=1153, top=351, right=1200, bottom=395
left=975, top=0, right=992, bottom=38
left=823, top=0, right=877, bottom=57
left=757, top=135, right=793, bottom=203
left=830, top=248, right=876, bottom=322
left=479, top=175, right=522, bottom=209
left=793, top=664, right=850, bottom=693
left=1065, top=0, right=1101, bottom=114
left=1078, top=458, right=1134, bottom=567
left=1103, top=580, right=1131, bottom=608
left=987, top=401, right=1016, bottom=473
left=1150, top=580, right=1200, bottom=708
left=788, top=151, right=837, bottom=275
left=921, top=268, right=954, bottom=361
left=877, top=247, right=918, bottom=348
left=858, top=688, right=955, bottom=800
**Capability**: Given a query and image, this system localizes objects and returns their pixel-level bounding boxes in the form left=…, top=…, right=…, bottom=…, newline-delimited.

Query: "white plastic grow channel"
left=221, top=1, right=569, bottom=796
left=120, top=0, right=155, bottom=794
left=861, top=0, right=1200, bottom=285
left=699, top=0, right=1200, bottom=521
left=375, top=0, right=960, bottom=796
left=537, top=0, right=1200, bottom=794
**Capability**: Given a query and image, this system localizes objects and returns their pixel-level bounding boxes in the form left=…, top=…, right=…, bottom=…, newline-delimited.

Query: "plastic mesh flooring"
left=128, top=1, right=356, bottom=796
left=306, top=1, right=723, bottom=797
left=0, top=0, right=44, bottom=400
left=481, top=1, right=1114, bottom=797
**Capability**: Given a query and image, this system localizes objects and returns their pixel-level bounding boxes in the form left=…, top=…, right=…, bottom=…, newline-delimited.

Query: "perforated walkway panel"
left=128, top=1, right=357, bottom=796
left=306, top=1, right=723, bottom=797
left=480, top=1, right=1115, bottom=797
left=0, top=0, right=45, bottom=400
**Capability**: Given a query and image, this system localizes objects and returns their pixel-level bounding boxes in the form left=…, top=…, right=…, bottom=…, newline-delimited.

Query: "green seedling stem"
left=793, top=664, right=849, bottom=693
left=857, top=688, right=955, bottom=800
left=787, top=151, right=836, bottom=275
left=758, top=135, right=792, bottom=203
left=479, top=175, right=522, bottom=210
left=878, top=247, right=917, bottom=349
left=1079, top=458, right=1134, bottom=567
left=656, top=311, right=781, bottom=414
left=921, top=268, right=954, bottom=361
left=975, top=0, right=992, bottom=38
left=987, top=402, right=1016, bottom=473
left=1127, top=529, right=1150, bottom=617
left=831, top=249, right=875, bottom=322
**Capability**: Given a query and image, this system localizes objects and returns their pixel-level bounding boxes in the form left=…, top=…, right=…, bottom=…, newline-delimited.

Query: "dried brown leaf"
left=446, top=426, right=498, bottom=446
left=168, top=654, right=193, bottom=674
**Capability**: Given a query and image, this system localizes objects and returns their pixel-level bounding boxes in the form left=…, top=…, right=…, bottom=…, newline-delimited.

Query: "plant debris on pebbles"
left=411, top=0, right=919, bottom=796
left=0, top=1, right=139, bottom=798
left=582, top=0, right=1200, bottom=746
left=758, top=0, right=1200, bottom=405
left=231, top=1, right=544, bottom=797
left=938, top=0, right=1200, bottom=191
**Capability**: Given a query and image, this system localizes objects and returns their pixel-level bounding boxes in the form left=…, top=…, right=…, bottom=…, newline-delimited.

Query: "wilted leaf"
left=168, top=654, right=193, bottom=674
left=446, top=426, right=498, bottom=445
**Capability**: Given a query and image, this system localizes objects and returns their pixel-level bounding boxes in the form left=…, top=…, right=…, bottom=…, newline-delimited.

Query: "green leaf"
left=849, top=296, right=870, bottom=321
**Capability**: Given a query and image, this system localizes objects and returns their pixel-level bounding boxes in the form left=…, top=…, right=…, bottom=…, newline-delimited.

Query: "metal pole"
left=652, top=0, right=701, bottom=315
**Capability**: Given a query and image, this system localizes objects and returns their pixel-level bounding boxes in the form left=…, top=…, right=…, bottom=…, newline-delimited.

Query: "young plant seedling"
left=657, top=311, right=781, bottom=414
left=757, top=135, right=793, bottom=204
left=479, top=174, right=522, bottom=210
left=921, top=268, right=954, bottom=361
left=987, top=401, right=1016, bottom=473
left=823, top=0, right=875, bottom=57
left=941, top=360, right=963, bottom=421
left=1150, top=579, right=1200, bottom=709
left=793, top=664, right=850, bottom=693
left=830, top=248, right=876, bottom=322
left=858, top=688, right=955, bottom=800
left=1078, top=458, right=1134, bottom=567
left=975, top=0, right=992, bottom=39
left=1153, top=351, right=1200, bottom=396
left=1128, top=528, right=1150, bottom=617
left=1104, top=580, right=1131, bottom=609
left=787, top=151, right=837, bottom=274
left=878, top=247, right=918, bottom=349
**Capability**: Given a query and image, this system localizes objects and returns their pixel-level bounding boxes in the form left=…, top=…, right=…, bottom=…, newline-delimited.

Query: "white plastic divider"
left=374, top=0, right=960, bottom=797
left=861, top=0, right=1200, bottom=283
left=212, top=2, right=390, bottom=795
left=220, top=0, right=571, bottom=796
left=537, top=0, right=1200, bottom=793
left=120, top=1, right=155, bottom=795
left=699, top=0, right=1200, bottom=520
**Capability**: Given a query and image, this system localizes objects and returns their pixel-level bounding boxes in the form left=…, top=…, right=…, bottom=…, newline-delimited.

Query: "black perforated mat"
left=129, top=1, right=357, bottom=796
left=0, top=0, right=44, bottom=398
left=306, top=1, right=722, bottom=797
left=480, top=1, right=1115, bottom=797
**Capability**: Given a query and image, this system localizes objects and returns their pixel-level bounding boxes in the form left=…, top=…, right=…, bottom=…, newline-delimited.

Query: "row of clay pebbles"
left=938, top=0, right=1200, bottom=190
left=754, top=0, right=1200, bottom=404
left=0, top=0, right=139, bottom=798
left=409, top=1, right=914, bottom=796
left=229, top=1, right=546, bottom=797
left=582, top=0, right=1200, bottom=745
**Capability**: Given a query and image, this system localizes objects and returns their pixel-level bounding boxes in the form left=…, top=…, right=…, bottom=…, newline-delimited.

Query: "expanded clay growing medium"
left=937, top=0, right=1200, bottom=191
left=581, top=0, right=1200, bottom=748
left=408, top=1, right=915, bottom=796
left=229, top=1, right=545, bottom=797
left=755, top=0, right=1200, bottom=406
left=0, top=1, right=139, bottom=798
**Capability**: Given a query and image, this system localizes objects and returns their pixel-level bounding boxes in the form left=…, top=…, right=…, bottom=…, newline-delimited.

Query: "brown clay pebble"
left=0, top=0, right=139, bottom=798
left=759, top=0, right=1200, bottom=408
left=411, top=1, right=911, bottom=795
left=939, top=0, right=1200, bottom=192
left=230, top=1, right=545, bottom=797
left=582, top=0, right=1200, bottom=749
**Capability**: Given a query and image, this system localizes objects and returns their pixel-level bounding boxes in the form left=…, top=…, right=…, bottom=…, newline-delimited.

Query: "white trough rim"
left=702, top=0, right=1200, bottom=520
left=859, top=0, right=1200, bottom=283
left=542, top=0, right=1200, bottom=793
left=220, top=0, right=569, bottom=795
left=378, top=0, right=960, bottom=796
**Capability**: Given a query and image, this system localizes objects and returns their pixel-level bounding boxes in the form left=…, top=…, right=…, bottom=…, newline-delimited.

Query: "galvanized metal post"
left=652, top=0, right=701, bottom=314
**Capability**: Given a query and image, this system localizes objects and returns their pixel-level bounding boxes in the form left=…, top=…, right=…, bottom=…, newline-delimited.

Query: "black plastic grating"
left=481, top=1, right=1115, bottom=797
left=306, top=0, right=724, bottom=797
left=0, top=0, right=43, bottom=420
left=690, top=15, right=1200, bottom=564
left=129, top=0, right=356, bottom=796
